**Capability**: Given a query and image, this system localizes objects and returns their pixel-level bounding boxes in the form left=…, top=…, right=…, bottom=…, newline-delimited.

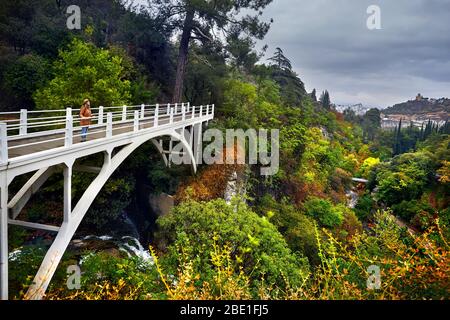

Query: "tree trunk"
left=172, top=9, right=195, bottom=103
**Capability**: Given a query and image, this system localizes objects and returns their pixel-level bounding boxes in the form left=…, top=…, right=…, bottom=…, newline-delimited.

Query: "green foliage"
left=44, top=251, right=165, bottom=300
left=226, top=31, right=260, bottom=73
left=303, top=197, right=344, bottom=228
left=302, top=210, right=450, bottom=300
left=33, top=38, right=132, bottom=109
left=320, top=90, right=331, bottom=109
left=9, top=246, right=47, bottom=298
left=3, top=54, right=50, bottom=108
left=9, top=245, right=76, bottom=299
left=8, top=226, right=28, bottom=252
left=266, top=49, right=307, bottom=107
left=156, top=198, right=310, bottom=292
left=359, top=157, right=380, bottom=178
left=354, top=194, right=374, bottom=221
left=184, top=43, right=227, bottom=105
left=0, top=0, right=71, bottom=57
left=82, top=175, right=136, bottom=230
left=361, top=108, right=381, bottom=141
left=220, top=78, right=258, bottom=128
left=257, top=195, right=320, bottom=266
left=299, top=127, right=348, bottom=186
left=284, top=215, right=319, bottom=266
left=80, top=252, right=159, bottom=293
left=392, top=200, right=434, bottom=223
left=373, top=151, right=435, bottom=206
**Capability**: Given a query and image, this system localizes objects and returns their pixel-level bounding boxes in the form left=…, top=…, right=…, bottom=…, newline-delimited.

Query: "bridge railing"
left=0, top=102, right=214, bottom=164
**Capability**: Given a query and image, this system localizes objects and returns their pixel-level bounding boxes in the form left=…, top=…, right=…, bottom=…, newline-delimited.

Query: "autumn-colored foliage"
left=175, top=145, right=245, bottom=202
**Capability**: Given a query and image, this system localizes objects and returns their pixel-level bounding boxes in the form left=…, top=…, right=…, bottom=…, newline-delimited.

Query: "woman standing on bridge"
left=80, top=98, right=92, bottom=142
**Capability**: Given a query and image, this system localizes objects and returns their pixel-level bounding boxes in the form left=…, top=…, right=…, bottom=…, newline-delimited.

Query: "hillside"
left=383, top=96, right=449, bottom=121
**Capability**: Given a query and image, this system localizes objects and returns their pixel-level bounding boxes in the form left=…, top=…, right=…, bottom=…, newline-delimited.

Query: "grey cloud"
left=257, top=0, right=450, bottom=107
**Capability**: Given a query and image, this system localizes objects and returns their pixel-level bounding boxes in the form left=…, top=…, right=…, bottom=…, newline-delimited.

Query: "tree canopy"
left=33, top=38, right=132, bottom=109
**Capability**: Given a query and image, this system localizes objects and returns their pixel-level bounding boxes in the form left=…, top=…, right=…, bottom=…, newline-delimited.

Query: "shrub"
left=155, top=198, right=310, bottom=294
left=375, top=152, right=434, bottom=205
left=392, top=200, right=434, bottom=223
left=354, top=194, right=374, bottom=221
left=303, top=197, right=344, bottom=228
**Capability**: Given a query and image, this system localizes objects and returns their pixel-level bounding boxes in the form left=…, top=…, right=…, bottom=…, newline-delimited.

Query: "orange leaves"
left=175, top=145, right=245, bottom=203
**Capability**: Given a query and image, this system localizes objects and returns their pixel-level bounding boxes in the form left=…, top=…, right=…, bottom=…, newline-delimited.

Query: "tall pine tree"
left=320, top=90, right=331, bottom=109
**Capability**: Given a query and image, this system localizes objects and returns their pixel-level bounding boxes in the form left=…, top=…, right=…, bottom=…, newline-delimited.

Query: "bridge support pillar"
left=193, top=123, right=202, bottom=165
left=0, top=171, right=8, bottom=300
left=63, top=163, right=73, bottom=223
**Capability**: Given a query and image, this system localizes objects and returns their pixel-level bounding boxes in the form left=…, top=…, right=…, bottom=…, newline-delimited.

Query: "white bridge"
left=0, top=102, right=214, bottom=299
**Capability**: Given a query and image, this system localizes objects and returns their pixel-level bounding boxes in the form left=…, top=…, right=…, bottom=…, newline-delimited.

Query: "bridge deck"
left=7, top=114, right=174, bottom=158
left=0, top=104, right=212, bottom=163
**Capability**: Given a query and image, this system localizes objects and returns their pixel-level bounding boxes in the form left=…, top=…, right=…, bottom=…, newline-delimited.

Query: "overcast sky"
left=254, top=0, right=450, bottom=108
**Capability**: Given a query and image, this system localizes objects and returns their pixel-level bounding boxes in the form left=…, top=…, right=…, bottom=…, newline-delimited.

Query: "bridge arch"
left=24, top=129, right=196, bottom=299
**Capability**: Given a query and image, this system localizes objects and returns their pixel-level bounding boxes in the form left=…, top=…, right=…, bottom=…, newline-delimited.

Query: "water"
left=346, top=189, right=359, bottom=208
left=75, top=211, right=154, bottom=265
left=119, top=236, right=154, bottom=263
left=76, top=234, right=154, bottom=266
left=8, top=249, right=22, bottom=262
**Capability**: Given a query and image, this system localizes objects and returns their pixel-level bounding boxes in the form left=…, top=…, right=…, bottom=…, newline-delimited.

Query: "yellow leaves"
left=359, top=156, right=380, bottom=177
left=247, top=234, right=260, bottom=247
left=152, top=236, right=252, bottom=300
left=266, top=210, right=275, bottom=219
left=304, top=171, right=316, bottom=182
left=437, top=160, right=450, bottom=183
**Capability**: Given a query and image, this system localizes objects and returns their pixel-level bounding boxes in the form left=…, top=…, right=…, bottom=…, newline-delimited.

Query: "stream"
left=9, top=211, right=154, bottom=267
left=346, top=189, right=359, bottom=208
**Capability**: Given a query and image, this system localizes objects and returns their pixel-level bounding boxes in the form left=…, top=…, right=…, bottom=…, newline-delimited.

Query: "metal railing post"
left=175, top=103, right=178, bottom=115
left=122, top=105, right=127, bottom=122
left=134, top=110, right=139, bottom=132
left=106, top=113, right=113, bottom=138
left=141, top=104, right=145, bottom=119
left=98, top=106, right=104, bottom=125
left=192, top=105, right=195, bottom=119
left=200, top=105, right=203, bottom=117
left=170, top=107, right=174, bottom=124
left=65, top=108, right=73, bottom=147
left=182, top=104, right=186, bottom=122
left=167, top=103, right=171, bottom=115
left=212, top=104, right=215, bottom=118
left=154, top=104, right=159, bottom=127
left=19, top=109, right=27, bottom=136
left=0, top=123, right=8, bottom=165
left=206, top=104, right=209, bottom=116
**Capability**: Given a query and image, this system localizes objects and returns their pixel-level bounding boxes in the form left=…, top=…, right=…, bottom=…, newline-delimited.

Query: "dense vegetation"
left=1, top=0, right=448, bottom=300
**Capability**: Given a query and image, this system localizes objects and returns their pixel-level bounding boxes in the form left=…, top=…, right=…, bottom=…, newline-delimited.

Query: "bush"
left=257, top=195, right=320, bottom=265
left=284, top=214, right=320, bottom=266
left=155, top=198, right=310, bottom=294
left=336, top=207, right=363, bottom=241
left=354, top=194, right=375, bottom=221
left=47, top=252, right=164, bottom=300
left=391, top=200, right=434, bottom=223
left=375, top=152, right=434, bottom=205
left=303, top=197, right=344, bottom=228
